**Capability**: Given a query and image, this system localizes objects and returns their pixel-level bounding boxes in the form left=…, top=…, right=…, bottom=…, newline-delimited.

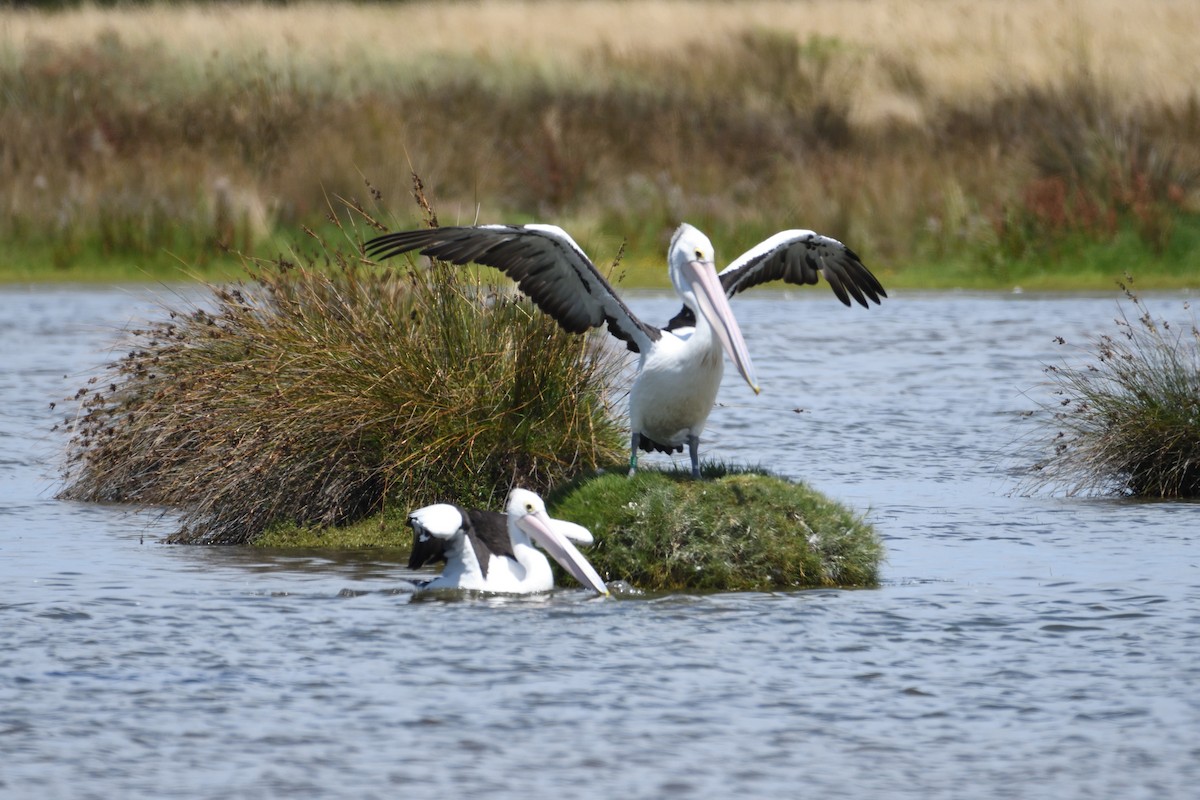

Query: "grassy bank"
left=257, top=465, right=882, bottom=593
left=10, top=216, right=1200, bottom=292
left=3, top=1, right=1199, bottom=289
left=550, top=466, right=880, bottom=591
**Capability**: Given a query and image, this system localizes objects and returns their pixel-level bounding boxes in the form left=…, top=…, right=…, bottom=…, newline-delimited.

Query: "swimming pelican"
left=366, top=222, right=885, bottom=477
left=406, top=488, right=608, bottom=595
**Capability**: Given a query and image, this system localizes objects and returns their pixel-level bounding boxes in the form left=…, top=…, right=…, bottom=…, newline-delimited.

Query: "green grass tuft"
left=255, top=507, right=412, bottom=552
left=548, top=465, right=881, bottom=592
left=1028, top=280, right=1200, bottom=497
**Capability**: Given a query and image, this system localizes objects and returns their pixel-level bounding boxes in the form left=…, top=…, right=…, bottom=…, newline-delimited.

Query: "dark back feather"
left=464, top=509, right=514, bottom=578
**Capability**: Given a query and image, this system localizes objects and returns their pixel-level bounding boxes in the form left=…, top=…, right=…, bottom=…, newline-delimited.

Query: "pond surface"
left=2, top=285, right=1198, bottom=799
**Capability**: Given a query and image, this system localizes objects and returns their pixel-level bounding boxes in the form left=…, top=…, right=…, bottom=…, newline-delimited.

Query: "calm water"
left=2, top=285, right=1198, bottom=799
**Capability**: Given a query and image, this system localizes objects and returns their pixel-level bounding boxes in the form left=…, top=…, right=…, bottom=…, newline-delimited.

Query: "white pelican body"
left=407, top=488, right=607, bottom=595
left=367, top=222, right=885, bottom=477
left=627, top=313, right=726, bottom=466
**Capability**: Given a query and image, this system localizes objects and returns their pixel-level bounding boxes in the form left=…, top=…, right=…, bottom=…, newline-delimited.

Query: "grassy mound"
left=255, top=465, right=882, bottom=593
left=255, top=510, right=412, bottom=553
left=549, top=465, right=881, bottom=592
left=58, top=187, right=625, bottom=543
left=1029, top=281, right=1200, bottom=497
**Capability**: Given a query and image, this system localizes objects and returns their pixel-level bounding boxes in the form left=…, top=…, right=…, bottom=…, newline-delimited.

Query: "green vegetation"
left=57, top=186, right=625, bottom=544
left=0, top=236, right=251, bottom=285
left=256, top=509, right=412, bottom=552
left=3, top=10, right=1198, bottom=288
left=1029, top=282, right=1200, bottom=498
left=550, top=465, right=880, bottom=591
left=254, top=465, right=882, bottom=593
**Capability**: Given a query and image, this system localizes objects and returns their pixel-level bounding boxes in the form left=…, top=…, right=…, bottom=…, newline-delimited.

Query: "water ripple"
left=1, top=289, right=1198, bottom=799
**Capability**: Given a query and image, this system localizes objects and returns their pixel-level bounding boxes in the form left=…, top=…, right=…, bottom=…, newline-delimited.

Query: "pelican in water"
left=366, top=222, right=885, bottom=477
left=406, top=488, right=608, bottom=595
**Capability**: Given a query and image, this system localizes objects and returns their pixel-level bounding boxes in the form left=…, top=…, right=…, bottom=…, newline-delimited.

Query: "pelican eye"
left=694, top=248, right=704, bottom=260
left=525, top=503, right=534, bottom=512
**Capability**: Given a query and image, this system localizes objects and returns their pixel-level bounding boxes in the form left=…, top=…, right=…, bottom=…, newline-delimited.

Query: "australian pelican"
left=406, top=488, right=608, bottom=595
left=366, top=222, right=885, bottom=477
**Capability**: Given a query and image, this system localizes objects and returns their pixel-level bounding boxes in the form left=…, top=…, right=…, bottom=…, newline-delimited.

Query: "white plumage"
left=367, top=222, right=885, bottom=477
left=406, top=488, right=607, bottom=595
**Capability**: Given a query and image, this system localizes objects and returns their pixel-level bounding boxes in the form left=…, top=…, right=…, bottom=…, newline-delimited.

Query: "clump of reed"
left=58, top=180, right=626, bottom=543
left=549, top=465, right=880, bottom=591
left=1029, top=280, right=1200, bottom=497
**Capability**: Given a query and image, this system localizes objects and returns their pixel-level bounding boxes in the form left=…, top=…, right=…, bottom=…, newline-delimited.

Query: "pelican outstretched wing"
left=365, top=225, right=660, bottom=353
left=661, top=229, right=886, bottom=331
left=719, top=229, right=887, bottom=308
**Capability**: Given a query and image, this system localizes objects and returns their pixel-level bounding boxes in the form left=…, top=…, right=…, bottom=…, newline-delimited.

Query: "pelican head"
left=506, top=489, right=608, bottom=595
left=668, top=224, right=760, bottom=394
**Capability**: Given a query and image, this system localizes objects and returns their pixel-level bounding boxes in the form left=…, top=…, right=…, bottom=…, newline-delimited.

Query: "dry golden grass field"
left=3, top=0, right=1199, bottom=286
left=7, top=0, right=1199, bottom=111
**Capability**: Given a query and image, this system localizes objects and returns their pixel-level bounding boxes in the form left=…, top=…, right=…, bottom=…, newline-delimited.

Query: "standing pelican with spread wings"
left=365, top=222, right=885, bottom=478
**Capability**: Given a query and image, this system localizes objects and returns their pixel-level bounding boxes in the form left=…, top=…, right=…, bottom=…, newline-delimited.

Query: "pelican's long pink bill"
left=683, top=259, right=761, bottom=394
left=518, top=511, right=609, bottom=595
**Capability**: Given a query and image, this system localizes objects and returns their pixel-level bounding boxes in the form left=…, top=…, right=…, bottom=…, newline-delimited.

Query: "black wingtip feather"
left=823, top=268, right=852, bottom=307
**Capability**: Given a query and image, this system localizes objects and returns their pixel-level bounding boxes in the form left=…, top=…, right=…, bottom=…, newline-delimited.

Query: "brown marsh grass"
left=7, top=1, right=1199, bottom=110
left=1029, top=281, right=1200, bottom=498
left=3, top=1, right=1199, bottom=286
left=57, top=181, right=626, bottom=544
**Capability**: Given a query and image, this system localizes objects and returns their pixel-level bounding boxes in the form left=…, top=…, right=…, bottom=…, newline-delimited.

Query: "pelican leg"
left=688, top=434, right=701, bottom=479
left=628, top=431, right=640, bottom=477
